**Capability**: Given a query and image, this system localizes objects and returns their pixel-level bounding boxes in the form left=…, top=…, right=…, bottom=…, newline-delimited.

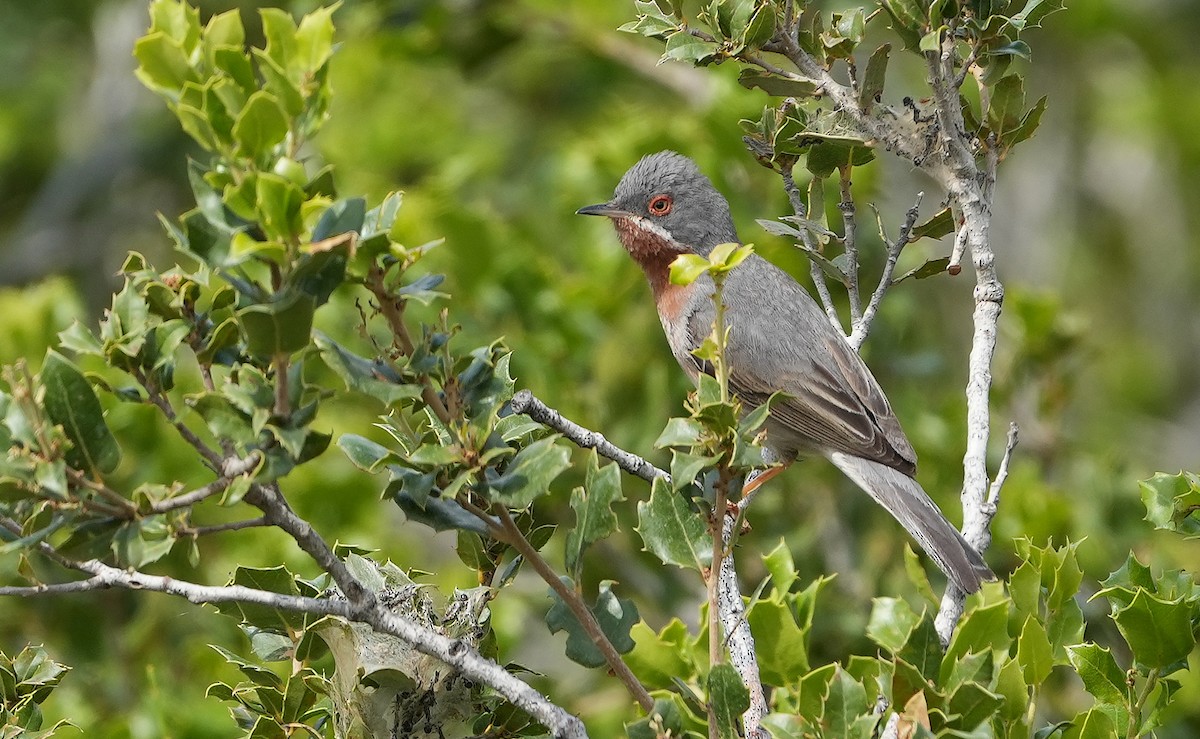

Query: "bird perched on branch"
left=577, top=150, right=993, bottom=593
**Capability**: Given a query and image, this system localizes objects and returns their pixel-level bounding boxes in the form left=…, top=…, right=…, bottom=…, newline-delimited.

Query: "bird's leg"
left=740, top=464, right=787, bottom=498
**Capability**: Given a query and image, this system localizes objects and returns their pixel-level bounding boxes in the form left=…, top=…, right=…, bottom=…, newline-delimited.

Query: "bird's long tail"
left=828, top=452, right=994, bottom=593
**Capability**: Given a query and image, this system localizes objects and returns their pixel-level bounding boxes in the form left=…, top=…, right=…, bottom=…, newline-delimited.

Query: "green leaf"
left=1111, top=589, right=1195, bottom=670
left=763, top=539, right=798, bottom=594
left=312, top=197, right=366, bottom=242
left=233, top=91, right=290, bottom=159
left=1062, top=707, right=1116, bottom=739
left=294, top=5, right=337, bottom=75
left=707, top=664, right=750, bottom=739
left=945, top=600, right=1011, bottom=664
left=314, top=333, right=422, bottom=407
left=1139, top=472, right=1200, bottom=537
left=737, top=69, right=818, bottom=98
left=289, top=244, right=349, bottom=307
left=867, top=596, right=921, bottom=654
left=238, top=290, right=315, bottom=358
left=625, top=619, right=697, bottom=690
left=892, top=257, right=951, bottom=285
left=859, top=43, right=891, bottom=111
left=1011, top=0, right=1065, bottom=29
left=669, top=253, right=711, bottom=286
left=909, top=207, right=955, bottom=241
left=823, top=667, right=876, bottom=739
left=1066, top=644, right=1130, bottom=715
left=898, top=612, right=943, bottom=681
left=1016, top=614, right=1053, bottom=684
left=655, top=416, right=704, bottom=448
left=748, top=596, right=811, bottom=681
left=565, top=451, right=625, bottom=580
left=662, top=32, right=720, bottom=65
left=636, top=477, right=711, bottom=571
left=903, top=544, right=939, bottom=605
left=337, top=434, right=395, bottom=473
left=626, top=695, right=687, bottom=739
left=134, top=32, right=197, bottom=95
left=255, top=171, right=304, bottom=241
left=945, top=680, right=1002, bottom=731
left=546, top=579, right=638, bottom=668
left=392, top=489, right=492, bottom=535
left=669, top=450, right=715, bottom=492
left=489, top=436, right=570, bottom=508
left=40, top=350, right=121, bottom=473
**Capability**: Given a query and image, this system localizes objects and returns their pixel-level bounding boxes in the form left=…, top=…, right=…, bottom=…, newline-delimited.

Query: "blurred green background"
left=1, top=0, right=1198, bottom=735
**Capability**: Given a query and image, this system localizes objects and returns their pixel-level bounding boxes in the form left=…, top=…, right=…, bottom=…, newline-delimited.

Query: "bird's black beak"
left=576, top=203, right=631, bottom=218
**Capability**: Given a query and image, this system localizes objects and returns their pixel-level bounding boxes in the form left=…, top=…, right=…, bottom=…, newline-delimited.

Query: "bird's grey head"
left=577, top=151, right=739, bottom=256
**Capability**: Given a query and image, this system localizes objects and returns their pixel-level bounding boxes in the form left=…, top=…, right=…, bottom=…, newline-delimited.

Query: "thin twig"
left=779, top=167, right=841, bottom=330
left=66, top=469, right=137, bottom=516
left=148, top=453, right=261, bottom=514
left=495, top=508, right=654, bottom=712
left=365, top=268, right=454, bottom=425
left=839, top=169, right=862, bottom=323
left=510, top=390, right=668, bottom=484
left=848, top=194, right=924, bottom=351
left=986, top=423, right=1019, bottom=518
left=139, top=372, right=222, bottom=470
left=183, top=516, right=268, bottom=537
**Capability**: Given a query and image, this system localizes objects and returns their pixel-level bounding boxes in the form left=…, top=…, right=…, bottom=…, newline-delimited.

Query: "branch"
left=717, top=510, right=768, bottom=739
left=0, top=547, right=588, bottom=738
left=847, top=194, right=923, bottom=351
left=148, top=453, right=262, bottom=514
left=495, top=508, right=654, bottom=713
left=138, top=370, right=223, bottom=471
left=510, top=390, right=668, bottom=484
left=779, top=167, right=841, bottom=330
left=838, top=170, right=862, bottom=324
left=183, top=516, right=268, bottom=537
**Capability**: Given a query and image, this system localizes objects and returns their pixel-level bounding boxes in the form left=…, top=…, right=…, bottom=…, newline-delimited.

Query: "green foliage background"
left=0, top=0, right=1198, bottom=735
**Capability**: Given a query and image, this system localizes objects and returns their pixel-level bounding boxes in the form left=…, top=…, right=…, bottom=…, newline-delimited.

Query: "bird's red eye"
left=648, top=194, right=673, bottom=216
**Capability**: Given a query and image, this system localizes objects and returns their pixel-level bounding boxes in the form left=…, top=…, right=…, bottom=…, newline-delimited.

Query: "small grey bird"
left=578, top=150, right=993, bottom=593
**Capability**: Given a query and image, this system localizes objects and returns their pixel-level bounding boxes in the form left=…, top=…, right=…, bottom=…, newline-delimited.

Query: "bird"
left=577, top=150, right=994, bottom=593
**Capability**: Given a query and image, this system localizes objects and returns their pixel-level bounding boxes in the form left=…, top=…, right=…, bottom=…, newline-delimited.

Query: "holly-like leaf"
left=748, top=596, right=811, bottom=682
left=867, top=597, right=921, bottom=654
left=661, top=32, right=720, bottom=65
left=1139, top=472, right=1200, bottom=537
left=1016, top=614, right=1053, bottom=685
left=238, top=290, right=316, bottom=358
left=337, top=434, right=395, bottom=473
left=233, top=90, right=289, bottom=159
left=707, top=663, right=750, bottom=739
left=859, top=44, right=891, bottom=111
left=489, top=436, right=571, bottom=508
left=1066, top=644, right=1130, bottom=720
left=636, top=477, right=711, bottom=571
left=565, top=451, right=625, bottom=581
left=546, top=579, right=638, bottom=668
left=625, top=619, right=697, bottom=690
left=40, top=350, right=121, bottom=474
left=1111, top=589, right=1195, bottom=670
left=822, top=667, right=876, bottom=739
left=313, top=333, right=422, bottom=407
left=737, top=69, right=818, bottom=98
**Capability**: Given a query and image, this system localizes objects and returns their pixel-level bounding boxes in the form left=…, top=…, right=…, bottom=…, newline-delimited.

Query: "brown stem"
left=182, top=516, right=268, bottom=537
left=273, top=354, right=291, bottom=418
left=496, top=508, right=653, bottom=712
left=66, top=469, right=137, bottom=517
left=365, top=270, right=454, bottom=425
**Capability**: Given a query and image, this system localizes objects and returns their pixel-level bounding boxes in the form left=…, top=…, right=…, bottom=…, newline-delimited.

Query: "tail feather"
left=829, top=452, right=994, bottom=593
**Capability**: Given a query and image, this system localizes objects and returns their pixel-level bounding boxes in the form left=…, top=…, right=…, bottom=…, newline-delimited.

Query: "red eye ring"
left=648, top=194, right=673, bottom=216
